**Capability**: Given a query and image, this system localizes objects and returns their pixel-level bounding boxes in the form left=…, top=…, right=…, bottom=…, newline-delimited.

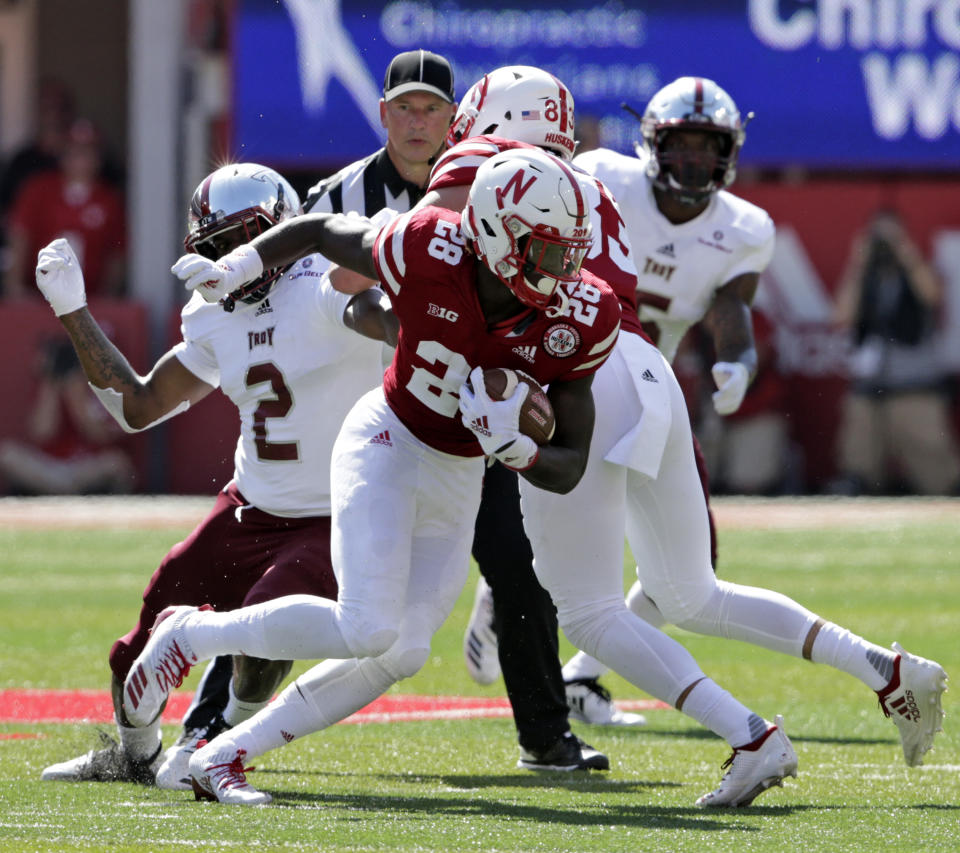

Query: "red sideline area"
left=0, top=690, right=666, bottom=727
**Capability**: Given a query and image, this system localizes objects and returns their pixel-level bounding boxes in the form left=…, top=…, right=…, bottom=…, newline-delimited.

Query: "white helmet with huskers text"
left=185, top=163, right=302, bottom=311
left=448, top=66, right=576, bottom=160
left=462, top=148, right=592, bottom=314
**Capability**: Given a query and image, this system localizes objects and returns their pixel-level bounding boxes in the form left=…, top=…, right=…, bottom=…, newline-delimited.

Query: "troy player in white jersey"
left=578, top=146, right=773, bottom=365
left=550, top=77, right=947, bottom=773
left=37, top=163, right=395, bottom=789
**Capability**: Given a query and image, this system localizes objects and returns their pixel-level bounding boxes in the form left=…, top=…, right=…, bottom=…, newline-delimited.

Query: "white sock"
left=295, top=657, right=398, bottom=728
left=186, top=594, right=353, bottom=662
left=222, top=678, right=270, bottom=727
left=210, top=657, right=395, bottom=762
left=116, top=714, right=161, bottom=761
left=215, top=682, right=324, bottom=761
left=809, top=621, right=896, bottom=691
left=679, top=681, right=770, bottom=748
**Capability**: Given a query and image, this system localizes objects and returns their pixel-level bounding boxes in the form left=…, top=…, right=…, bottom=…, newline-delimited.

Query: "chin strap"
left=544, top=285, right=570, bottom=319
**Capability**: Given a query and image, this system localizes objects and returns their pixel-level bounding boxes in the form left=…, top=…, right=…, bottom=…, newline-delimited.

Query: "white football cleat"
left=695, top=715, right=798, bottom=808
left=189, top=739, right=271, bottom=805
left=123, top=605, right=203, bottom=727
left=463, top=577, right=500, bottom=685
left=565, top=678, right=647, bottom=727
left=877, top=642, right=948, bottom=767
left=155, top=714, right=230, bottom=791
left=41, top=732, right=161, bottom=784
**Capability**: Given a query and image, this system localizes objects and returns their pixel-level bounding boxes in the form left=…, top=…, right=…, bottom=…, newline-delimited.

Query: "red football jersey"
left=373, top=206, right=621, bottom=457
left=428, top=135, right=649, bottom=340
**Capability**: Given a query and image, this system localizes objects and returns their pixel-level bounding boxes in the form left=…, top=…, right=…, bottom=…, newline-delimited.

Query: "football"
left=480, top=367, right=556, bottom=445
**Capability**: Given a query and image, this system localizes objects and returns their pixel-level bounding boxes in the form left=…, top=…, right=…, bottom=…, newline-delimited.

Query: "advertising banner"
left=234, top=0, right=960, bottom=170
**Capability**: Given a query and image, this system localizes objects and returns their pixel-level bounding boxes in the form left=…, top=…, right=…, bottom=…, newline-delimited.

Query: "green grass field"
left=1, top=497, right=957, bottom=852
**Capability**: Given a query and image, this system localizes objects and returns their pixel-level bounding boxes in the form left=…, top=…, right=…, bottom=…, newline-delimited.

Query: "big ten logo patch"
left=427, top=303, right=459, bottom=323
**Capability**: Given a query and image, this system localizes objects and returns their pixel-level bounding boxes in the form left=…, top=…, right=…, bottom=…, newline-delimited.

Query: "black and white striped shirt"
left=304, top=148, right=425, bottom=216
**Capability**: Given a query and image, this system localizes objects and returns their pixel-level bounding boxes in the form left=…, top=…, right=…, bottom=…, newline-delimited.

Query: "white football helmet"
left=184, top=162, right=302, bottom=310
left=448, top=66, right=576, bottom=161
left=462, top=148, right=592, bottom=314
left=639, top=76, right=748, bottom=205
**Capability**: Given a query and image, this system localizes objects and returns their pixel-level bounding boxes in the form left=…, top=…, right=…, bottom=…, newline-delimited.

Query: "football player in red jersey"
left=427, top=66, right=651, bottom=728
left=122, top=147, right=633, bottom=804
left=413, top=68, right=799, bottom=808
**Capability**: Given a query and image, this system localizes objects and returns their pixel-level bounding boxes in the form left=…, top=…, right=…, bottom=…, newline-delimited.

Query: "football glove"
left=35, top=238, right=87, bottom=316
left=171, top=245, right=264, bottom=304
left=711, top=361, right=750, bottom=415
left=458, top=367, right=539, bottom=471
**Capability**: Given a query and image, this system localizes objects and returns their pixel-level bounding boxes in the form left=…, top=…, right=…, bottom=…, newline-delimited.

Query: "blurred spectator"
left=0, top=79, right=76, bottom=222
left=3, top=119, right=126, bottom=300
left=0, top=337, right=135, bottom=495
left=829, top=209, right=960, bottom=496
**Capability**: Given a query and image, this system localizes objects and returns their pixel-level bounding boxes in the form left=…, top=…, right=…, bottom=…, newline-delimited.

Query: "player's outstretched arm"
left=520, top=374, right=596, bottom=495
left=173, top=214, right=381, bottom=304
left=253, top=213, right=380, bottom=280
left=36, top=239, right=213, bottom=432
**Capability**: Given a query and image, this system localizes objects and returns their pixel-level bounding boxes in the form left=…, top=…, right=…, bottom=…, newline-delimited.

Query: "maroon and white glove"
left=171, top=245, right=264, bottom=304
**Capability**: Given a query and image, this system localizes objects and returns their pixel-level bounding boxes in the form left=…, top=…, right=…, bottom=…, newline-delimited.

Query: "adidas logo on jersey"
left=641, top=369, right=658, bottom=383
left=368, top=430, right=393, bottom=447
left=281, top=730, right=295, bottom=743
left=656, top=243, right=675, bottom=257
left=255, top=298, right=273, bottom=317
left=512, top=344, right=537, bottom=363
left=469, top=416, right=492, bottom=437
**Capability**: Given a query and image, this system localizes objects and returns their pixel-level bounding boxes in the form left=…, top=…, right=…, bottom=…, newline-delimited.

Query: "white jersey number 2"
left=246, top=362, right=300, bottom=462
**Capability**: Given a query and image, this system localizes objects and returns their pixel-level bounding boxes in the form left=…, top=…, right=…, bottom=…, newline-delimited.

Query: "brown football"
left=481, top=367, right=556, bottom=446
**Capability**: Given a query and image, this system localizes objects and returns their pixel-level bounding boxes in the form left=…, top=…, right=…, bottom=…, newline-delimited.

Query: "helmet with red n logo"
left=448, top=65, right=576, bottom=161
left=461, top=148, right=592, bottom=313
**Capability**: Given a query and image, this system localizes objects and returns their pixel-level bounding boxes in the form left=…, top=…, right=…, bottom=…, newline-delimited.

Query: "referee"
left=304, top=50, right=607, bottom=772
left=304, top=49, right=456, bottom=216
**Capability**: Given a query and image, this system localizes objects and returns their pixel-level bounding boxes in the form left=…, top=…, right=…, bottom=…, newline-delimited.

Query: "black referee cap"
left=383, top=50, right=455, bottom=103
